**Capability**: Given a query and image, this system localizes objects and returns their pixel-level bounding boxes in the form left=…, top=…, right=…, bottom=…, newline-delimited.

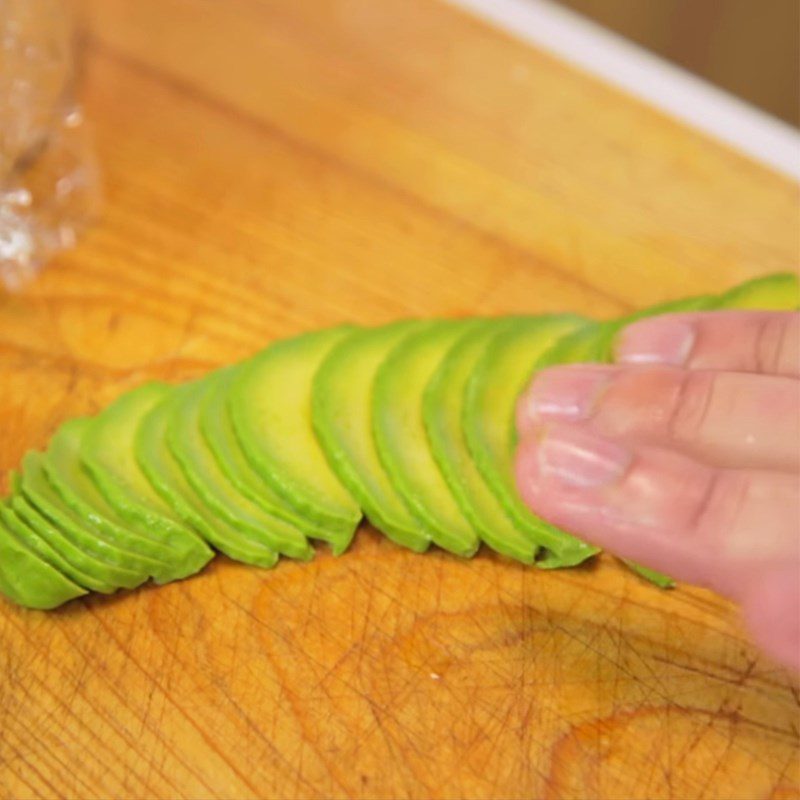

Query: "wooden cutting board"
left=1, top=1, right=797, bottom=797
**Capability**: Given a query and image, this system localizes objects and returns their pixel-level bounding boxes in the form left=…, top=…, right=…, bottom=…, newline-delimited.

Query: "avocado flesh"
left=0, top=508, right=86, bottom=609
left=10, top=487, right=119, bottom=594
left=135, top=387, right=279, bottom=568
left=230, top=327, right=362, bottom=555
left=312, top=320, right=432, bottom=553
left=167, top=381, right=313, bottom=561
left=2, top=273, right=795, bottom=609
left=424, top=318, right=538, bottom=564
left=1, top=500, right=96, bottom=592
left=80, top=384, right=214, bottom=573
left=43, top=418, right=195, bottom=584
left=715, top=272, right=799, bottom=310
left=17, top=453, right=150, bottom=589
left=373, top=319, right=481, bottom=557
left=200, top=367, right=332, bottom=543
left=464, top=314, right=595, bottom=567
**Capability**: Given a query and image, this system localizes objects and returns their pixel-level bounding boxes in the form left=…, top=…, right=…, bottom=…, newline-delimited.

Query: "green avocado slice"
left=230, top=327, right=362, bottom=555
left=373, top=319, right=481, bottom=557
left=534, top=320, right=603, bottom=366
left=200, top=367, right=333, bottom=543
left=715, top=272, right=799, bottom=310
left=0, top=508, right=86, bottom=609
left=10, top=489, right=118, bottom=594
left=312, top=319, right=432, bottom=553
left=0, top=500, right=97, bottom=592
left=167, top=381, right=313, bottom=561
left=43, top=418, right=201, bottom=584
left=464, top=314, right=595, bottom=568
left=17, top=453, right=150, bottom=589
left=423, top=318, right=538, bottom=564
left=135, top=386, right=278, bottom=568
left=80, top=384, right=214, bottom=574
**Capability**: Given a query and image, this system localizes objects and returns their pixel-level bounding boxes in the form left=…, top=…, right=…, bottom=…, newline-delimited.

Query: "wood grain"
left=1, top=1, right=798, bottom=797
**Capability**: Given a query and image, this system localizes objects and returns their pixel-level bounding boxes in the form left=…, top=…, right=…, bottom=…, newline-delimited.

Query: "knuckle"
left=666, top=370, right=715, bottom=443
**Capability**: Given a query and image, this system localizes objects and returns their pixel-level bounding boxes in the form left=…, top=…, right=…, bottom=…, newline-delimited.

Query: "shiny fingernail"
left=520, top=367, right=613, bottom=429
left=615, top=318, right=695, bottom=366
left=538, top=426, right=631, bottom=488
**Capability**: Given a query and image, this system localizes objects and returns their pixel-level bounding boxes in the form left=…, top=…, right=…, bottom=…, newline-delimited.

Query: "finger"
left=517, top=364, right=800, bottom=471
left=741, top=563, right=800, bottom=672
left=514, top=422, right=800, bottom=599
left=615, top=311, right=800, bottom=377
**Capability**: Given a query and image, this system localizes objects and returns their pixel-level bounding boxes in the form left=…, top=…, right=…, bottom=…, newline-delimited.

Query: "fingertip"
left=515, top=365, right=616, bottom=438
left=513, top=424, right=734, bottom=588
left=615, top=316, right=695, bottom=366
left=514, top=423, right=633, bottom=536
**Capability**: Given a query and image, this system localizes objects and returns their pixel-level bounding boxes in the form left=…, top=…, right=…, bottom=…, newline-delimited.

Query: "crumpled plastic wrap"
left=0, top=0, right=100, bottom=290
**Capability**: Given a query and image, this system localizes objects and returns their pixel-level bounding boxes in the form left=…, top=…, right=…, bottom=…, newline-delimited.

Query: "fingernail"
left=538, top=426, right=631, bottom=488
left=615, top=318, right=695, bottom=366
left=518, top=367, right=613, bottom=435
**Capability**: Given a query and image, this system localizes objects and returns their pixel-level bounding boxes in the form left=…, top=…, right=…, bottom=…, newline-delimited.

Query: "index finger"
left=614, top=311, right=800, bottom=377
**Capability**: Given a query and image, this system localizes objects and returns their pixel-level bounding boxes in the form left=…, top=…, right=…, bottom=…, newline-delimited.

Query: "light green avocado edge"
left=312, top=319, right=433, bottom=553
left=463, top=314, right=597, bottom=568
left=199, top=365, right=335, bottom=544
left=134, top=385, right=279, bottom=569
left=0, top=503, right=86, bottom=609
left=167, top=380, right=314, bottom=562
left=229, top=326, right=363, bottom=555
left=45, top=417, right=210, bottom=583
left=372, top=319, right=482, bottom=558
left=43, top=418, right=188, bottom=584
left=17, top=453, right=149, bottom=590
left=423, top=317, right=539, bottom=564
left=79, top=384, right=214, bottom=570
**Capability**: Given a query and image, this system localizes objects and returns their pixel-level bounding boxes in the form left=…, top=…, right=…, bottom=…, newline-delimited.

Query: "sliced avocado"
left=10, top=489, right=119, bottom=594
left=166, top=381, right=313, bottom=561
left=716, top=272, right=799, bottom=310
left=200, top=366, right=332, bottom=543
left=230, top=327, right=362, bottom=555
left=43, top=418, right=203, bottom=584
left=373, top=319, right=480, bottom=557
left=0, top=500, right=98, bottom=593
left=423, top=318, right=538, bottom=564
left=17, top=452, right=153, bottom=589
left=135, top=386, right=279, bottom=568
left=535, top=320, right=604, bottom=366
left=622, top=562, right=675, bottom=588
left=313, top=320, right=433, bottom=553
left=0, top=508, right=86, bottom=609
left=464, top=314, right=596, bottom=567
left=80, top=384, right=214, bottom=573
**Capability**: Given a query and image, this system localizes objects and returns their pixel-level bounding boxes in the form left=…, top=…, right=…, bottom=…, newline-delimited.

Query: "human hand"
left=515, top=311, right=800, bottom=671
